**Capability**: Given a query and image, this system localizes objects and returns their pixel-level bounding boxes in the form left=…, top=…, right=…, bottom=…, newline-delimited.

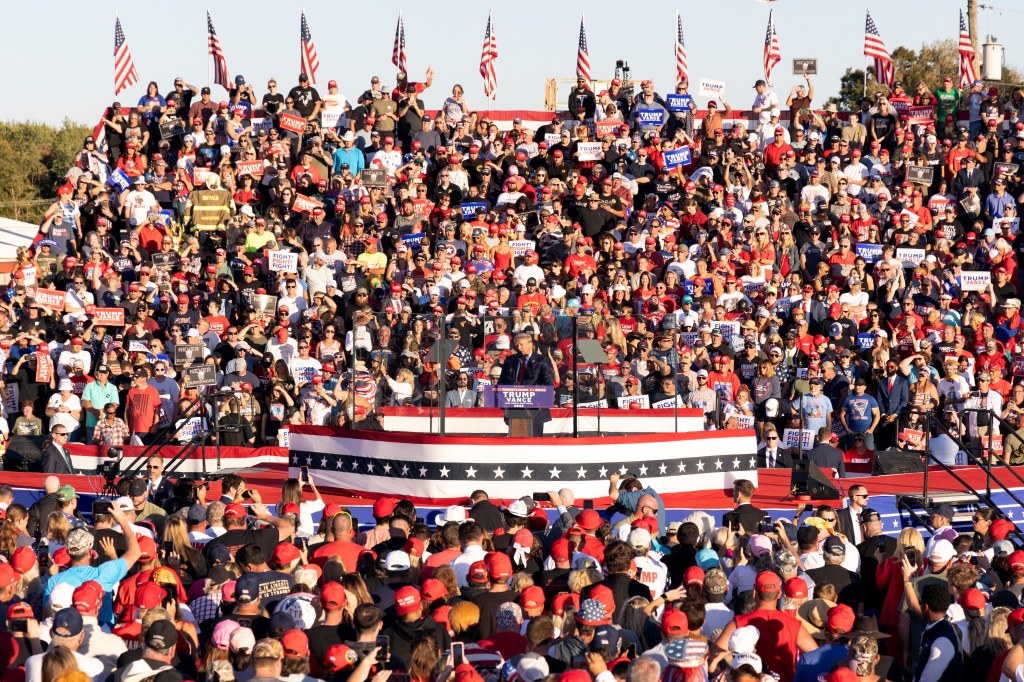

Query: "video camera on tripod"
left=101, top=446, right=122, bottom=497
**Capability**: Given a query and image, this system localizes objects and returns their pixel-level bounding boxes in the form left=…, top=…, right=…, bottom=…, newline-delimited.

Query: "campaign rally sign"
left=192, top=167, right=209, bottom=186
left=250, top=117, right=273, bottom=136
left=495, top=385, right=554, bottom=409
left=544, top=133, right=562, bottom=147
left=698, top=79, right=726, bottom=98
left=679, top=332, right=700, bottom=347
left=93, top=308, right=125, bottom=326
left=509, top=239, right=536, bottom=258
left=173, top=344, right=204, bottom=366
left=596, top=118, right=623, bottom=137
left=107, top=169, right=131, bottom=193
left=269, top=250, right=299, bottom=272
left=855, top=243, right=883, bottom=263
left=959, top=270, right=992, bottom=291
left=321, top=107, right=344, bottom=130
left=895, top=247, right=926, bottom=268
left=711, top=320, right=740, bottom=340
left=236, top=160, right=264, bottom=178
left=907, top=106, right=934, bottom=125
left=402, top=233, right=428, bottom=249
left=576, top=142, right=602, bottom=162
left=783, top=428, right=815, bottom=450
left=33, top=288, right=67, bottom=313
left=182, top=365, right=217, bottom=389
left=461, top=202, right=487, bottom=219
left=278, top=112, right=308, bottom=135
left=618, top=395, right=651, bottom=410
left=857, top=333, right=876, bottom=349
left=636, top=109, right=666, bottom=127
left=662, top=146, right=693, bottom=170
left=666, top=94, right=694, bottom=113
left=291, top=194, right=324, bottom=214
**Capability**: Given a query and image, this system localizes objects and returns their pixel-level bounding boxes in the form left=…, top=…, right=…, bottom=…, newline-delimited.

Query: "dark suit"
left=808, top=443, right=846, bottom=477
left=41, top=443, right=73, bottom=475
left=756, top=446, right=795, bottom=469
left=876, top=372, right=909, bottom=450
left=27, top=492, right=59, bottom=536
left=725, top=503, right=767, bottom=535
left=148, top=477, right=175, bottom=507
left=498, top=350, right=555, bottom=433
left=837, top=505, right=863, bottom=543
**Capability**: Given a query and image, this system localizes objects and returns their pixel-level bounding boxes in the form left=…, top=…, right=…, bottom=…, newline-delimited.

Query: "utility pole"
left=968, top=0, right=980, bottom=75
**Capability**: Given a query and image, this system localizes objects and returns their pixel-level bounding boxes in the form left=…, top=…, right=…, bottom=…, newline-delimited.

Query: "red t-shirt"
left=733, top=608, right=804, bottom=682
left=125, top=385, right=162, bottom=433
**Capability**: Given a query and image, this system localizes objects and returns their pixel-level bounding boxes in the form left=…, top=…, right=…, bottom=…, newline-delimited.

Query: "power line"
left=979, top=4, right=1024, bottom=14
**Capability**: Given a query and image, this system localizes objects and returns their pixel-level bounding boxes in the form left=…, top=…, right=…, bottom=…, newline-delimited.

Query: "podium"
left=505, top=409, right=539, bottom=437
left=495, top=386, right=554, bottom=438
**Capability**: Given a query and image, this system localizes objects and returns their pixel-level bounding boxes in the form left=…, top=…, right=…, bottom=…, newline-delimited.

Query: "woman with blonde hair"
left=876, top=526, right=925, bottom=656
left=385, top=368, right=416, bottom=406
left=448, top=600, right=481, bottom=641
left=160, top=515, right=207, bottom=588
left=45, top=512, right=70, bottom=557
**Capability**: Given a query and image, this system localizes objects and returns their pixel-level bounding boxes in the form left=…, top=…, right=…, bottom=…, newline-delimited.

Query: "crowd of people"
left=8, top=68, right=1024, bottom=466
left=1, top=61, right=1024, bottom=680
left=2, top=464, right=1024, bottom=682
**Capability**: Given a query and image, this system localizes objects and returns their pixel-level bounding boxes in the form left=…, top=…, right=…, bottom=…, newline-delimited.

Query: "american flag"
left=763, top=10, right=780, bottom=85
left=113, top=17, right=139, bottom=96
left=864, top=11, right=894, bottom=88
left=675, top=10, right=688, bottom=85
left=392, top=12, right=408, bottom=75
left=959, top=9, right=978, bottom=88
left=300, top=11, right=320, bottom=85
left=479, top=12, right=498, bottom=100
left=576, top=13, right=591, bottom=85
left=207, top=11, right=230, bottom=90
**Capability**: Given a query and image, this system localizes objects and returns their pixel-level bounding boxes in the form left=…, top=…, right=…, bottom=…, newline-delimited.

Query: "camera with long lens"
left=102, top=446, right=123, bottom=483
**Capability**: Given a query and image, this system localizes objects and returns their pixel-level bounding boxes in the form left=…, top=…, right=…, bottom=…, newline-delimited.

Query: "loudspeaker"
left=791, top=460, right=841, bottom=499
left=873, top=450, right=926, bottom=476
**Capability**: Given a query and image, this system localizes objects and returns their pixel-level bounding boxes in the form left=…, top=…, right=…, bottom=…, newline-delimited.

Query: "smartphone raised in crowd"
left=376, top=635, right=390, bottom=663
left=451, top=641, right=464, bottom=664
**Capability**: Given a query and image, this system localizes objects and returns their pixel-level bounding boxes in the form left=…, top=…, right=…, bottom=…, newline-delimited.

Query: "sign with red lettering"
left=279, top=113, right=308, bottom=135
left=33, top=289, right=66, bottom=313
left=292, top=194, right=324, bottom=214
left=93, top=308, right=126, bottom=326
left=907, top=106, right=934, bottom=126
left=35, top=352, right=52, bottom=384
left=236, top=160, right=264, bottom=178
left=596, top=118, right=623, bottom=138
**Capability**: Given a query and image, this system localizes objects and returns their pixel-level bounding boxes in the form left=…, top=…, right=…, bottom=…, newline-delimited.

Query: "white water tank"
left=982, top=35, right=1004, bottom=81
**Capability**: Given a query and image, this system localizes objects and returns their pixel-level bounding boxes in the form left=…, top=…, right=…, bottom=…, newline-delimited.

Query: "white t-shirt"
left=47, top=393, right=82, bottom=433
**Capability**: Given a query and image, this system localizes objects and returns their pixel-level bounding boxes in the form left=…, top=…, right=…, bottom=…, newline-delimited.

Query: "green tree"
left=0, top=119, right=90, bottom=223
left=830, top=39, right=1023, bottom=111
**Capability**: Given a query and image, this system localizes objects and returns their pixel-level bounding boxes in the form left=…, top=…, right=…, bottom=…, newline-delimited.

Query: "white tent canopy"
left=0, top=217, right=39, bottom=264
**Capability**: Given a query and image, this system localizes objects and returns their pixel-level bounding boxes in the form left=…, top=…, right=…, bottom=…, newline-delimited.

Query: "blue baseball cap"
left=234, top=573, right=261, bottom=603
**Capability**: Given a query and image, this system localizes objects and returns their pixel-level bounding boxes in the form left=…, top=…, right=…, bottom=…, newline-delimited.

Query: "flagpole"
left=488, top=10, right=492, bottom=115
left=207, top=9, right=213, bottom=91
left=863, top=57, right=867, bottom=97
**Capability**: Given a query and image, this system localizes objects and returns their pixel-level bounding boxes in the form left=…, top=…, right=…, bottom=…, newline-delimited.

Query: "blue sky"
left=5, top=1, right=1022, bottom=127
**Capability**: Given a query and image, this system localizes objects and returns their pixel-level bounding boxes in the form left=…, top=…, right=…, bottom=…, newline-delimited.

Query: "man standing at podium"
left=498, top=333, right=554, bottom=435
